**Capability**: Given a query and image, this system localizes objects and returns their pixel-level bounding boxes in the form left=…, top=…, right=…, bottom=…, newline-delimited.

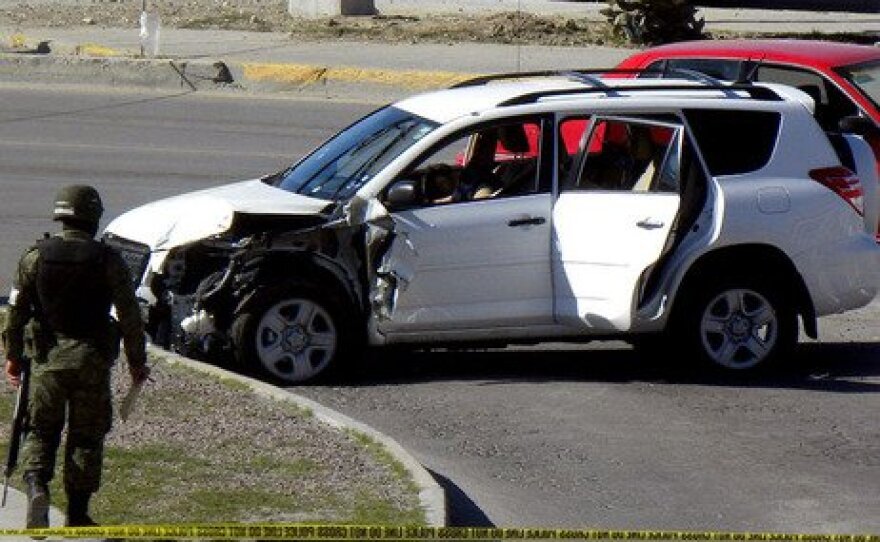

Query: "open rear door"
left=553, top=117, right=684, bottom=332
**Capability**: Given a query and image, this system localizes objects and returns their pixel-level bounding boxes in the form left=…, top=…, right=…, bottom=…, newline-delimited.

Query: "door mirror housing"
left=384, top=178, right=421, bottom=210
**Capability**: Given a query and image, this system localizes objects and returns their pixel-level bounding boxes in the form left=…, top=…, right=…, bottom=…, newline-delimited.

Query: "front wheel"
left=231, top=284, right=354, bottom=384
left=678, top=276, right=798, bottom=372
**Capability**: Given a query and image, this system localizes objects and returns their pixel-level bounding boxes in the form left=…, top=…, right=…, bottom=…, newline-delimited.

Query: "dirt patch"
left=293, top=12, right=616, bottom=47
left=0, top=1, right=876, bottom=47
left=0, top=2, right=621, bottom=47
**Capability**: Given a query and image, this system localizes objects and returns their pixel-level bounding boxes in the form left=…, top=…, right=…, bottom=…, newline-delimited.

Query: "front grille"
left=103, top=233, right=151, bottom=287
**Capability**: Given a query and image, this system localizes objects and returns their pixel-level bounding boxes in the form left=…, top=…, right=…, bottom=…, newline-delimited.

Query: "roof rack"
left=659, top=67, right=724, bottom=87
left=561, top=71, right=621, bottom=97
left=636, top=67, right=747, bottom=99
left=642, top=64, right=759, bottom=91
left=448, top=68, right=781, bottom=106
left=499, top=84, right=782, bottom=107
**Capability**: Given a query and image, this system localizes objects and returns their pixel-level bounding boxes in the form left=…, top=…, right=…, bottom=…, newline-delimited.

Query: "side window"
left=564, top=118, right=681, bottom=193
left=557, top=117, right=590, bottom=188
left=755, top=65, right=858, bottom=131
left=642, top=59, right=743, bottom=81
left=404, top=119, right=544, bottom=206
left=684, top=109, right=780, bottom=176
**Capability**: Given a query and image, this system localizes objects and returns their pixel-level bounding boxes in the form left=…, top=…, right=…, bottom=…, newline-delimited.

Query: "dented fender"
left=229, top=223, right=367, bottom=318
left=357, top=196, right=417, bottom=335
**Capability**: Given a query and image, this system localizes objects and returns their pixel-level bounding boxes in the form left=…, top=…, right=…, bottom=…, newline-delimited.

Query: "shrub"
left=601, top=0, right=706, bottom=45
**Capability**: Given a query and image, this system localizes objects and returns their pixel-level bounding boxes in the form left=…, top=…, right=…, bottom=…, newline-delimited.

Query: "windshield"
left=838, top=59, right=880, bottom=112
left=276, top=106, right=438, bottom=201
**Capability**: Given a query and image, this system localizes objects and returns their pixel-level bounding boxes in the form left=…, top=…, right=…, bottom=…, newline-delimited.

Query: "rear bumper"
left=799, top=233, right=880, bottom=316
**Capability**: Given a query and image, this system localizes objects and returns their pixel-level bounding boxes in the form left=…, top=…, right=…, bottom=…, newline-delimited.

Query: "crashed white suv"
left=104, top=73, right=880, bottom=383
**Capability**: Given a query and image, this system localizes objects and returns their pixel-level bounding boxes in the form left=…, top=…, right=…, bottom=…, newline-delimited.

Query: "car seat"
left=494, top=125, right=538, bottom=195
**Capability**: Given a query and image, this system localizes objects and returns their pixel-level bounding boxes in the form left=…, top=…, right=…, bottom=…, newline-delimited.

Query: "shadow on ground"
left=340, top=340, right=880, bottom=393
left=427, top=469, right=495, bottom=527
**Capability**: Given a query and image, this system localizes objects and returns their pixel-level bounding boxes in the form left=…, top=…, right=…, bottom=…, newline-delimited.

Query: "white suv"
left=104, top=73, right=880, bottom=383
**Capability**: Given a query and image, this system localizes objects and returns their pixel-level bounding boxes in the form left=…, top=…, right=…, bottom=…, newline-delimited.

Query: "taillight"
left=809, top=166, right=864, bottom=216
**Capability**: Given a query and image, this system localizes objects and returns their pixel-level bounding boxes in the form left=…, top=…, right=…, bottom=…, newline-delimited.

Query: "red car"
left=618, top=39, right=880, bottom=239
left=617, top=39, right=880, bottom=155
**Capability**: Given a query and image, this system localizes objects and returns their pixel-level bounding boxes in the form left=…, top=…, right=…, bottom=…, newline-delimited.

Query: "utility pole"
left=139, top=0, right=160, bottom=57
left=139, top=0, right=146, bottom=57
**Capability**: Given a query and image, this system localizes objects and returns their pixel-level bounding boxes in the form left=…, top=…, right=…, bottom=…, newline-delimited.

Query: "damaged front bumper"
left=104, top=231, right=248, bottom=357
left=103, top=208, right=379, bottom=364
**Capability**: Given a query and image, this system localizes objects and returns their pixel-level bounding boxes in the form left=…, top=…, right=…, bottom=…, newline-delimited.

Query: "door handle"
left=636, top=218, right=665, bottom=230
left=508, top=217, right=546, bottom=227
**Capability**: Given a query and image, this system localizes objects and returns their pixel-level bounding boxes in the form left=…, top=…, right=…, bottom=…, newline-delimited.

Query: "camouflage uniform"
left=2, top=185, right=148, bottom=527
left=4, top=228, right=146, bottom=490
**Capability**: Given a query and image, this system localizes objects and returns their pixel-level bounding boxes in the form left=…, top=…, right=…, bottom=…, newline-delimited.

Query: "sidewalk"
left=0, top=488, right=66, bottom=536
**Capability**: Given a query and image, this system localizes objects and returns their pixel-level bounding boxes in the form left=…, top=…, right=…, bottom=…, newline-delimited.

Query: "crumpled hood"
left=104, top=179, right=331, bottom=250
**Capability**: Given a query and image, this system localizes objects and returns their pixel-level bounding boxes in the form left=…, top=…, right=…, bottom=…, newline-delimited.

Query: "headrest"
left=498, top=125, right=531, bottom=154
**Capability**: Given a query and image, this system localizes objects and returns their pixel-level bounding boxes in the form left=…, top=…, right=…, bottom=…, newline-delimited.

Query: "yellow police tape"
left=0, top=525, right=877, bottom=541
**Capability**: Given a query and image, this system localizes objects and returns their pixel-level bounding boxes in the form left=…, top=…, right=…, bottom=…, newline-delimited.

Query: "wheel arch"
left=233, top=250, right=365, bottom=323
left=228, top=250, right=367, bottom=383
left=670, top=243, right=817, bottom=338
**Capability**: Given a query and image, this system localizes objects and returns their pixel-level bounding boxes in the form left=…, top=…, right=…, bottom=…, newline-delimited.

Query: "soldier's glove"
left=5, top=358, right=21, bottom=388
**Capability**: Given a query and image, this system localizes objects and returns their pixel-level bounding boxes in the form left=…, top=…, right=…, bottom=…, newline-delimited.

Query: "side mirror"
left=839, top=115, right=880, bottom=138
left=384, top=178, right=421, bottom=211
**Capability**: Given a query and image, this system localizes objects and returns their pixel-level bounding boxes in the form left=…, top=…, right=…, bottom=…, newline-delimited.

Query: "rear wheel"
left=231, top=283, right=354, bottom=384
left=677, top=275, right=798, bottom=372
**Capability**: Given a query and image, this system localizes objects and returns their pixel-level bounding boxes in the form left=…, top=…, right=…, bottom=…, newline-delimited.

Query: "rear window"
left=837, top=59, right=880, bottom=112
left=642, top=59, right=742, bottom=81
left=684, top=109, right=781, bottom=176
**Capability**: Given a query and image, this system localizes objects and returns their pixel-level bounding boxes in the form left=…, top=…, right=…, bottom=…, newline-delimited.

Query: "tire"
left=675, top=274, right=798, bottom=372
left=231, top=283, right=356, bottom=384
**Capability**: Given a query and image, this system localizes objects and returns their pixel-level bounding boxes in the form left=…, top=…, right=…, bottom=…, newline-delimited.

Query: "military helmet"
left=52, top=184, right=104, bottom=224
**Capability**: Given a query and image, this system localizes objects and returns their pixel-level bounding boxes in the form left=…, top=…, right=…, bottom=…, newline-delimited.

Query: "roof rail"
left=452, top=67, right=756, bottom=90
left=498, top=84, right=782, bottom=107
left=448, top=68, right=779, bottom=105
left=636, top=61, right=757, bottom=86
left=660, top=67, right=724, bottom=87
left=560, top=71, right=621, bottom=97
left=647, top=67, right=745, bottom=98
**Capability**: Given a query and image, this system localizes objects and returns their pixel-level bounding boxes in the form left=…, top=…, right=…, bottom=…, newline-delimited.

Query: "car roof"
left=394, top=78, right=585, bottom=123
left=625, top=39, right=880, bottom=70
left=393, top=76, right=799, bottom=124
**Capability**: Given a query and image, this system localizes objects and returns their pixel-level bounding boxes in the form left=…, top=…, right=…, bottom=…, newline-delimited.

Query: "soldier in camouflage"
left=2, top=185, right=150, bottom=528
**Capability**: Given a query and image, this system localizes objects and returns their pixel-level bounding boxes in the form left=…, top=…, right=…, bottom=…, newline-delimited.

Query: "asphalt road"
left=0, top=83, right=374, bottom=293
left=0, top=84, right=878, bottom=533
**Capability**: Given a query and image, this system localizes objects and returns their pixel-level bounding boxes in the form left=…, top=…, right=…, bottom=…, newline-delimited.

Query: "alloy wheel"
left=255, top=298, right=337, bottom=382
left=699, top=288, right=778, bottom=370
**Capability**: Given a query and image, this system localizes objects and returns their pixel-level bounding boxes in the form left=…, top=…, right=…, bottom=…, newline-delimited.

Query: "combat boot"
left=65, top=491, right=97, bottom=527
left=24, top=472, right=49, bottom=529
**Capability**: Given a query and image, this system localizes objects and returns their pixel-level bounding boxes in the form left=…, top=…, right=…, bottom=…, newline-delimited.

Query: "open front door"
left=371, top=116, right=556, bottom=337
left=553, top=116, right=685, bottom=332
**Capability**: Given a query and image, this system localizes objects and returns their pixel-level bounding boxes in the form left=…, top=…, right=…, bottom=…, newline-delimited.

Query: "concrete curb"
left=147, top=345, right=448, bottom=527
left=240, top=61, right=474, bottom=90
left=0, top=52, right=476, bottom=97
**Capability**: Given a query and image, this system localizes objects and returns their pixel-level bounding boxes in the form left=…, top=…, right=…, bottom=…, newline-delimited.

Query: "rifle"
left=2, top=357, right=30, bottom=507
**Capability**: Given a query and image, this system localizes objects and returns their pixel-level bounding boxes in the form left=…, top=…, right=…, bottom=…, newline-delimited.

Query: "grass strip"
left=0, top=307, right=424, bottom=526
